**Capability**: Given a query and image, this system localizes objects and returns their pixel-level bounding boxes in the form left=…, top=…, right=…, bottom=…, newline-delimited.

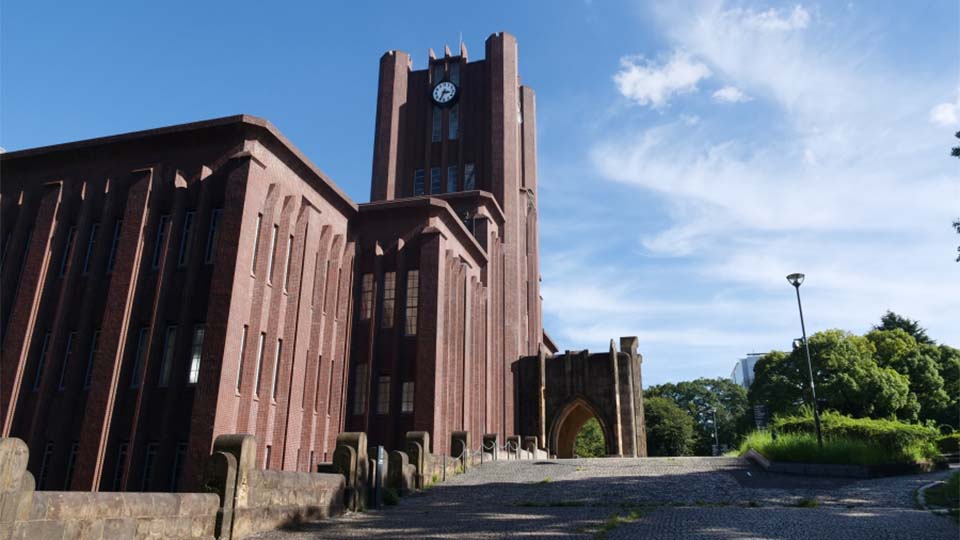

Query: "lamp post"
left=786, top=273, right=823, bottom=449
left=711, top=408, right=719, bottom=455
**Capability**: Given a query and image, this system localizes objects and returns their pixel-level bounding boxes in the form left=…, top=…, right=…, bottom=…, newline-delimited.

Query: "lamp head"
left=786, top=273, right=805, bottom=287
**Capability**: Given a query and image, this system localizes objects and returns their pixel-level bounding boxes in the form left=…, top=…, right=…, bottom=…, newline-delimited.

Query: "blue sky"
left=3, top=1, right=958, bottom=386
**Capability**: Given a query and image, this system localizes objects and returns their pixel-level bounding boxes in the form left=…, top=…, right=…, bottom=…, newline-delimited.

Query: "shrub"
left=772, top=410, right=939, bottom=460
left=740, top=431, right=899, bottom=465
left=936, top=433, right=960, bottom=454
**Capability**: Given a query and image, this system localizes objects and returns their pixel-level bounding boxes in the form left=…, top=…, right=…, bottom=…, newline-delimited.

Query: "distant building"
left=730, top=353, right=764, bottom=388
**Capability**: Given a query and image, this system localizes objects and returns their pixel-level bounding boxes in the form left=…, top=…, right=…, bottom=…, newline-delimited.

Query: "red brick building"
left=0, top=31, right=551, bottom=492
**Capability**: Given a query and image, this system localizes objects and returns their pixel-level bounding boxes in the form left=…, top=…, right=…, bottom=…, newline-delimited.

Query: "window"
left=83, top=330, right=100, bottom=389
left=60, top=226, right=77, bottom=276
left=169, top=442, right=187, bottom=491
left=430, top=167, right=441, bottom=194
left=381, top=272, right=396, bottom=328
left=251, top=214, right=262, bottom=274
left=270, top=338, right=282, bottom=400
left=158, top=326, right=176, bottom=387
left=236, top=325, right=248, bottom=391
left=64, top=442, right=79, bottom=490
left=448, top=104, right=459, bottom=140
left=177, top=211, right=195, bottom=267
left=82, top=223, right=99, bottom=274
left=188, top=326, right=204, bottom=385
left=431, top=106, right=442, bottom=142
left=353, top=363, right=368, bottom=415
left=107, top=219, right=122, bottom=273
left=376, top=376, right=390, bottom=415
left=282, top=235, right=293, bottom=290
left=313, top=354, right=323, bottom=412
left=113, top=442, right=128, bottom=490
left=309, top=450, right=315, bottom=473
left=57, top=331, right=77, bottom=390
left=264, top=445, right=272, bottom=470
left=254, top=332, right=266, bottom=396
left=401, top=381, right=415, bottom=413
left=413, top=169, right=425, bottom=196
left=38, top=442, right=54, bottom=489
left=464, top=163, right=476, bottom=190
left=404, top=270, right=419, bottom=336
left=359, top=273, right=374, bottom=320
left=152, top=215, right=170, bottom=269
left=447, top=165, right=458, bottom=192
left=267, top=224, right=279, bottom=283
left=0, top=230, right=11, bottom=270
left=130, top=326, right=149, bottom=389
left=204, top=208, right=222, bottom=264
left=449, top=62, right=460, bottom=85
left=33, top=332, right=51, bottom=391
left=141, top=442, right=158, bottom=490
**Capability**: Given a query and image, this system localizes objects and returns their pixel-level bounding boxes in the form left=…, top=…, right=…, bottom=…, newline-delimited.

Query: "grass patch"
left=924, top=472, right=960, bottom=511
left=593, top=509, right=645, bottom=540
left=794, top=497, right=819, bottom=508
left=740, top=431, right=935, bottom=466
left=538, top=477, right=552, bottom=484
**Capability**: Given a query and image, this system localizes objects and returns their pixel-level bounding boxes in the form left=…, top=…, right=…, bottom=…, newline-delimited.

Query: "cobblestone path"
left=253, top=457, right=958, bottom=539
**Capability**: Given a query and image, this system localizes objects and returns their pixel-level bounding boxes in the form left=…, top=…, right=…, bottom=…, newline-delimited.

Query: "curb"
left=917, top=480, right=954, bottom=516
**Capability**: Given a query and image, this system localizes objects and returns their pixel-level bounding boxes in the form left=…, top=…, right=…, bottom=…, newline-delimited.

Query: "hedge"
left=772, top=411, right=939, bottom=455
left=937, top=433, right=960, bottom=455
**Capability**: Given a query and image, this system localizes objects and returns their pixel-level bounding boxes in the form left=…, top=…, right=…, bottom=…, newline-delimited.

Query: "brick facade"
left=0, top=31, right=550, bottom=491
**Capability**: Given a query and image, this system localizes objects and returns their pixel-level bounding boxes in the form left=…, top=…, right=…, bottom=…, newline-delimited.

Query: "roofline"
left=0, top=114, right=358, bottom=213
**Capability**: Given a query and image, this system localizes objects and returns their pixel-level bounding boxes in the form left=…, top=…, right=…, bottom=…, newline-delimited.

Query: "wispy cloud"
left=614, top=51, right=711, bottom=109
left=712, top=85, right=751, bottom=103
left=930, top=89, right=960, bottom=127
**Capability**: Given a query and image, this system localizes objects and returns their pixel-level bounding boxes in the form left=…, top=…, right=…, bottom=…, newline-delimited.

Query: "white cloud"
left=712, top=85, right=752, bottom=103
left=929, top=91, right=960, bottom=126
left=733, top=5, right=811, bottom=31
left=613, top=51, right=711, bottom=109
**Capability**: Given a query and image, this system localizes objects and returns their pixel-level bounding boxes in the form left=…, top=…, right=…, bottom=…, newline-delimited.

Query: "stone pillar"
left=482, top=433, right=499, bottom=460
left=335, top=432, right=369, bottom=511
left=506, top=435, right=522, bottom=458
left=387, top=451, right=415, bottom=494
left=523, top=436, right=539, bottom=457
left=0, top=438, right=35, bottom=530
left=405, top=431, right=430, bottom=488
left=450, top=431, right=470, bottom=470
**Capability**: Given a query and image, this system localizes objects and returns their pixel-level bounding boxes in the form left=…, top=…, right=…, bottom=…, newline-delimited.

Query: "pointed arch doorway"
left=550, top=398, right=612, bottom=458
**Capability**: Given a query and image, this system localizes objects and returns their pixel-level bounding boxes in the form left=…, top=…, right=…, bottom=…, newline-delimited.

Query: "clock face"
left=432, top=81, right=458, bottom=105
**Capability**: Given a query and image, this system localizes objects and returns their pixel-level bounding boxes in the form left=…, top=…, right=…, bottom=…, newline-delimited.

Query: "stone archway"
left=550, top=398, right=611, bottom=458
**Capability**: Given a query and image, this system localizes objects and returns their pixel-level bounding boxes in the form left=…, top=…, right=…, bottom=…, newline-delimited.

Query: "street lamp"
left=786, top=273, right=823, bottom=449
left=711, top=408, right=719, bottom=455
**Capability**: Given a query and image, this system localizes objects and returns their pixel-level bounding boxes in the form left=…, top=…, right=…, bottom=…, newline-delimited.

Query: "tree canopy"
left=574, top=418, right=606, bottom=458
left=873, top=311, right=933, bottom=345
left=644, top=396, right=697, bottom=456
left=646, top=377, right=752, bottom=454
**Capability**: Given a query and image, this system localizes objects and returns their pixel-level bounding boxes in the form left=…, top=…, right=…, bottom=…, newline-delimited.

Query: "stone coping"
left=743, top=448, right=946, bottom=478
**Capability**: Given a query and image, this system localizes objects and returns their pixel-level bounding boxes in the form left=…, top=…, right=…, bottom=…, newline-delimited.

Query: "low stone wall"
left=0, top=438, right=218, bottom=540
left=744, top=448, right=947, bottom=478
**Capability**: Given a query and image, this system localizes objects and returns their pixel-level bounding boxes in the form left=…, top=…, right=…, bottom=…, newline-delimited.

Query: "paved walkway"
left=253, top=457, right=958, bottom=539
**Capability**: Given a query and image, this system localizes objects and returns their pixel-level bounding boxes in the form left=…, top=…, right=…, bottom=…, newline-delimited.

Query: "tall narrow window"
left=57, top=331, right=77, bottom=390
left=205, top=208, right=222, bottom=264
left=270, top=338, right=282, bottom=400
left=464, top=163, right=476, bottom=191
left=152, top=215, right=170, bottom=269
left=282, top=235, right=293, bottom=291
left=177, top=211, right=195, bottom=267
left=413, top=169, right=425, bottom=196
left=264, top=445, right=272, bottom=469
left=83, top=330, right=100, bottom=389
left=449, top=62, right=460, bottom=85
left=107, top=219, right=122, bottom=273
left=0, top=230, right=11, bottom=270
left=63, top=442, right=79, bottom=490
left=169, top=442, right=187, bottom=491
left=82, top=223, right=99, bottom=274
left=309, top=450, right=315, bottom=473
left=254, top=332, right=266, bottom=396
left=267, top=224, right=279, bottom=283
left=141, top=442, right=158, bottom=490
left=158, top=326, right=177, bottom=387
left=404, top=270, right=419, bottom=336
left=401, top=381, right=415, bottom=413
left=313, top=353, right=323, bottom=412
left=188, top=325, right=204, bottom=385
left=33, top=332, right=51, bottom=390
left=38, top=442, right=54, bottom=489
left=359, top=273, right=374, bottom=320
left=352, top=364, right=368, bottom=415
left=60, top=226, right=77, bottom=276
left=381, top=272, right=396, bottom=328
left=430, top=167, right=441, bottom=195
left=251, top=214, right=263, bottom=274
left=376, top=376, right=390, bottom=415
left=448, top=104, right=459, bottom=140
left=113, top=442, right=128, bottom=490
left=236, top=325, right=248, bottom=391
left=447, top=165, right=458, bottom=192
left=431, top=106, right=442, bottom=142
left=130, top=326, right=149, bottom=389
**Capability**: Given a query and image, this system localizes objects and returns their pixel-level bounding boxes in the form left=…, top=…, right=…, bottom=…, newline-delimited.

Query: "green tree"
left=644, top=396, right=696, bottom=456
left=936, top=345, right=960, bottom=428
left=866, top=329, right=948, bottom=423
left=749, top=330, right=912, bottom=420
left=646, top=378, right=751, bottom=454
left=873, top=311, right=933, bottom=345
left=574, top=418, right=606, bottom=457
